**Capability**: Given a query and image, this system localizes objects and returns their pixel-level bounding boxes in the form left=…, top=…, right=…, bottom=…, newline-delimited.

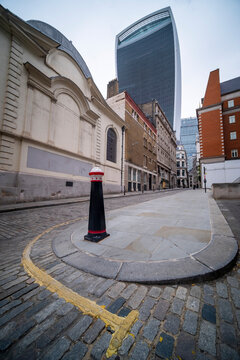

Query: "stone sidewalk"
left=0, top=188, right=179, bottom=213
left=53, top=190, right=238, bottom=283
left=0, top=190, right=239, bottom=360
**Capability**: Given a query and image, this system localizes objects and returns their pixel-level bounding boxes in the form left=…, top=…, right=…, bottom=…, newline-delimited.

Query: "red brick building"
left=107, top=92, right=157, bottom=192
left=196, top=69, right=240, bottom=187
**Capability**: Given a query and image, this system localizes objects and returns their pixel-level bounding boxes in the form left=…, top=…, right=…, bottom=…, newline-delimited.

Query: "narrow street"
left=0, top=190, right=239, bottom=360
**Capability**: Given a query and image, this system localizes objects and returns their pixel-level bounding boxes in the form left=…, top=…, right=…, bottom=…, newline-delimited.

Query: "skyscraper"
left=116, top=7, right=181, bottom=137
left=180, top=117, right=199, bottom=170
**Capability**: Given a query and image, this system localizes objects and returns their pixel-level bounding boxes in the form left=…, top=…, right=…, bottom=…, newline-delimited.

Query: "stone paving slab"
left=53, top=191, right=238, bottom=284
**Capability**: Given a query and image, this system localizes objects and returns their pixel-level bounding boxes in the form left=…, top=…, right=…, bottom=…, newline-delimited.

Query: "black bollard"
left=84, top=167, right=110, bottom=242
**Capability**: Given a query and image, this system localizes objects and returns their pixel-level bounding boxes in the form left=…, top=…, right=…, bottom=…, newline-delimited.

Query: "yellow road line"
left=22, top=218, right=138, bottom=358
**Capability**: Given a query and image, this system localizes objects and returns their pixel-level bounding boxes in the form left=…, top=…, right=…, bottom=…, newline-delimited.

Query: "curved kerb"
left=54, top=196, right=238, bottom=284
left=21, top=219, right=138, bottom=358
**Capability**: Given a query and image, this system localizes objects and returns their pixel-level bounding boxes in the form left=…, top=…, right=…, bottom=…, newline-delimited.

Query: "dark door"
left=149, top=174, right=152, bottom=190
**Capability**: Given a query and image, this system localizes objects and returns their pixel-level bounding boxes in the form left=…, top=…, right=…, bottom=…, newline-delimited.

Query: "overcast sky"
left=2, top=0, right=240, bottom=118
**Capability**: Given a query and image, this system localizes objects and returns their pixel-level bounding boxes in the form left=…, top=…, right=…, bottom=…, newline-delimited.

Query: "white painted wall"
left=106, top=93, right=126, bottom=121
left=201, top=160, right=240, bottom=188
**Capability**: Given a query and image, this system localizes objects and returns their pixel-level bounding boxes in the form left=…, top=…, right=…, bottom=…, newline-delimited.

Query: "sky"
left=1, top=0, right=240, bottom=118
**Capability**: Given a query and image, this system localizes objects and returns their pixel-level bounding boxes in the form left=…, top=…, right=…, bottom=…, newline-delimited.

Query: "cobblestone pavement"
left=0, top=191, right=239, bottom=360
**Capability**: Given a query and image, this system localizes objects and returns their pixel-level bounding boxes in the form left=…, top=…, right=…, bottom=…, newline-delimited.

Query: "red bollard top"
left=89, top=167, right=104, bottom=182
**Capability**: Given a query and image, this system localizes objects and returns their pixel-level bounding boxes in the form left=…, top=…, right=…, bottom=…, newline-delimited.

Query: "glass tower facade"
left=180, top=117, right=199, bottom=170
left=116, top=7, right=181, bottom=137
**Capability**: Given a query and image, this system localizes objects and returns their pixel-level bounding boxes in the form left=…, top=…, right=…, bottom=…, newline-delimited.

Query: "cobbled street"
left=0, top=191, right=239, bottom=360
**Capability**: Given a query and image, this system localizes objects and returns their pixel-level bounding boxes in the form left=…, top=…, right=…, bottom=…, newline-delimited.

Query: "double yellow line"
left=22, top=219, right=138, bottom=358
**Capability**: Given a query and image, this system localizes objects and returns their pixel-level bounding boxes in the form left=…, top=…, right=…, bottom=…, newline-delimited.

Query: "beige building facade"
left=140, top=101, right=177, bottom=189
left=0, top=6, right=124, bottom=203
left=107, top=92, right=157, bottom=192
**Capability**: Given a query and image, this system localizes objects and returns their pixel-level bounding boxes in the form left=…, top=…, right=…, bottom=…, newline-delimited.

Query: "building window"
left=182, top=169, right=185, bottom=176
left=128, top=167, right=132, bottom=181
left=177, top=170, right=180, bottom=176
left=229, top=115, right=236, bottom=124
left=144, top=173, right=147, bottom=184
left=106, top=128, right=117, bottom=162
left=133, top=168, right=136, bottom=181
left=231, top=149, right=238, bottom=158
left=228, top=100, right=234, bottom=108
left=128, top=167, right=132, bottom=192
left=230, top=131, right=237, bottom=140
left=182, top=154, right=184, bottom=159
left=177, top=161, right=180, bottom=167
left=138, top=170, right=141, bottom=182
left=132, top=171, right=136, bottom=190
left=143, top=138, right=147, bottom=147
left=182, top=161, right=185, bottom=167
left=137, top=170, right=141, bottom=191
left=132, top=109, right=139, bottom=120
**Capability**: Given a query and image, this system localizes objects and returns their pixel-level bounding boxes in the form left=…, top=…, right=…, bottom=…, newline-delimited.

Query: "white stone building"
left=176, top=144, right=188, bottom=188
left=0, top=6, right=124, bottom=203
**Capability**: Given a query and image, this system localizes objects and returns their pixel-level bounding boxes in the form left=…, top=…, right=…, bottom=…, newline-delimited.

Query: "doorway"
left=149, top=174, right=152, bottom=190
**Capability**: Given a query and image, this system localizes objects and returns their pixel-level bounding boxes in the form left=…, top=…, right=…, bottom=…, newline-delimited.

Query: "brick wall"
left=223, top=108, right=240, bottom=160
left=107, top=79, right=119, bottom=99
left=125, top=100, right=157, bottom=173
left=222, top=96, right=240, bottom=110
left=199, top=108, right=223, bottom=158
left=198, top=70, right=240, bottom=160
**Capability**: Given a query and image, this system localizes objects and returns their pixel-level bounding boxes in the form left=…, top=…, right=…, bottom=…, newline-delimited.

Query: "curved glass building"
left=116, top=7, right=181, bottom=136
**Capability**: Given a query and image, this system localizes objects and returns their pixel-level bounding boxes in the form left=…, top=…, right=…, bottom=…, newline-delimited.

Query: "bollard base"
left=84, top=232, right=110, bottom=243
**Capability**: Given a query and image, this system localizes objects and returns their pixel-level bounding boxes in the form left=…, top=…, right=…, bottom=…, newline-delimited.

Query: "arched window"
left=106, top=128, right=117, bottom=163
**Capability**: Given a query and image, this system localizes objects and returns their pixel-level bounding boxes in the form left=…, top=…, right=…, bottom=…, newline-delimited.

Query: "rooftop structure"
left=220, top=76, right=240, bottom=95
left=27, top=20, right=92, bottom=78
